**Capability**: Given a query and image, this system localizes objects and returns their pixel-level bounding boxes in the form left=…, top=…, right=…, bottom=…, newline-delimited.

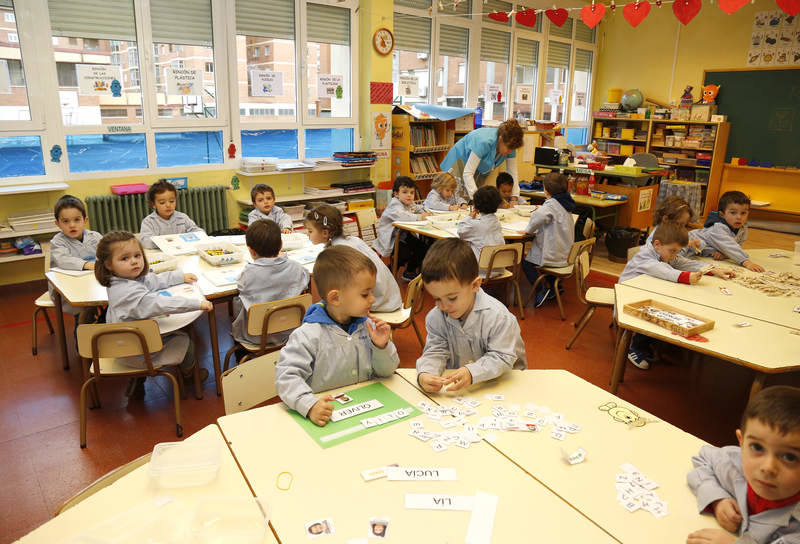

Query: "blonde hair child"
left=423, top=172, right=468, bottom=211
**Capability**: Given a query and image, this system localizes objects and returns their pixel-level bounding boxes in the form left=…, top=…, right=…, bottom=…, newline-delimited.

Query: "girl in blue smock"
left=440, top=119, right=524, bottom=203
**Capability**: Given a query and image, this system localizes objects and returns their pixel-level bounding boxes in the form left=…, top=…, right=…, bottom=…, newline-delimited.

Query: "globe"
left=621, top=88, right=644, bottom=111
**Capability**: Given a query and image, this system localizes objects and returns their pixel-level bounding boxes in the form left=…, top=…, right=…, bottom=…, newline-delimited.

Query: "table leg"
left=52, top=289, right=69, bottom=370
left=610, top=328, right=631, bottom=394
left=391, top=234, right=400, bottom=277
left=748, top=372, right=767, bottom=402
left=207, top=305, right=222, bottom=396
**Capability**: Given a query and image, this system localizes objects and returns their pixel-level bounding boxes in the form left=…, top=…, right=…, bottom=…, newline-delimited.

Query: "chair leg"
left=411, top=319, right=425, bottom=348
left=32, top=307, right=39, bottom=356
left=161, top=371, right=183, bottom=438
left=188, top=326, right=203, bottom=400
left=79, top=377, right=94, bottom=448
left=222, top=345, right=238, bottom=373
left=524, top=274, right=547, bottom=308
left=514, top=280, right=525, bottom=320
left=566, top=306, right=595, bottom=350
left=43, top=308, right=54, bottom=334
left=227, top=300, right=234, bottom=318
left=573, top=306, right=592, bottom=329
left=176, top=370, right=187, bottom=401
left=553, top=278, right=566, bottom=321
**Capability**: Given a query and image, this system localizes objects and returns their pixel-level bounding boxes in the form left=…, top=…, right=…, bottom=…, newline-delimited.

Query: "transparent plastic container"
left=196, top=242, right=243, bottom=267
left=148, top=440, right=221, bottom=489
left=188, top=497, right=270, bottom=544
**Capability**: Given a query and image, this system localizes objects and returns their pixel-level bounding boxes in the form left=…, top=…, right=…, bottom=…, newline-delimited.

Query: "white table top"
left=15, top=425, right=277, bottom=543
left=217, top=373, right=619, bottom=544
left=396, top=368, right=719, bottom=544
left=395, top=210, right=577, bottom=240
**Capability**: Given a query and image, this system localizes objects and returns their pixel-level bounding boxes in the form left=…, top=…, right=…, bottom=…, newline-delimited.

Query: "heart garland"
left=488, top=11, right=510, bottom=23
left=672, top=0, right=701, bottom=24
left=777, top=0, right=800, bottom=16
left=515, top=8, right=537, bottom=27
left=545, top=8, right=570, bottom=26
left=580, top=3, right=606, bottom=28
left=623, top=1, right=651, bottom=26
left=717, top=0, right=748, bottom=14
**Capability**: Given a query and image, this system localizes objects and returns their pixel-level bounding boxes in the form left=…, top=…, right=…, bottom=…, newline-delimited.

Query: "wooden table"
left=532, top=163, right=661, bottom=182
left=396, top=368, right=719, bottom=544
left=520, top=189, right=626, bottom=227
left=217, top=374, right=619, bottom=544
left=15, top=425, right=277, bottom=543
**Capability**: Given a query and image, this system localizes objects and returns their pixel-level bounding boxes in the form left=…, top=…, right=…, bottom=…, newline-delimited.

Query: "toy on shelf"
left=679, top=86, right=694, bottom=109
left=700, top=84, right=720, bottom=105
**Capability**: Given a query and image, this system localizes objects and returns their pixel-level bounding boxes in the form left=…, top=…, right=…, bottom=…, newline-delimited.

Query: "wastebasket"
left=605, top=227, right=642, bottom=264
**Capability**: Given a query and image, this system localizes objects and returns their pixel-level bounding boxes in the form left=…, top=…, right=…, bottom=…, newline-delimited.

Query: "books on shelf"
left=332, top=151, right=377, bottom=167
left=303, top=186, right=341, bottom=196
left=410, top=125, right=437, bottom=147
left=409, top=154, right=439, bottom=175
left=276, top=161, right=315, bottom=172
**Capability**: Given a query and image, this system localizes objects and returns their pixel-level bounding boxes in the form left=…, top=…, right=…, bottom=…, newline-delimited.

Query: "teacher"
left=440, top=119, right=524, bottom=203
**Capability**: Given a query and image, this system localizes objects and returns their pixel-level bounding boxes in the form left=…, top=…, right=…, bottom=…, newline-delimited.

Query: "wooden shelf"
left=650, top=145, right=714, bottom=151
left=592, top=116, right=650, bottom=122
left=237, top=189, right=376, bottom=206
left=0, top=183, right=69, bottom=196
left=595, top=137, right=648, bottom=143
left=650, top=119, right=723, bottom=125
left=235, top=163, right=372, bottom=177
left=411, top=172, right=438, bottom=180
left=723, top=164, right=800, bottom=175
left=410, top=145, right=450, bottom=154
left=659, top=163, right=711, bottom=170
left=0, top=252, right=44, bottom=263
left=0, top=226, right=60, bottom=240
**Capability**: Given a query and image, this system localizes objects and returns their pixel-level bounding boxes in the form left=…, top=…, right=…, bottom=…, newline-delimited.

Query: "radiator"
left=86, top=185, right=229, bottom=234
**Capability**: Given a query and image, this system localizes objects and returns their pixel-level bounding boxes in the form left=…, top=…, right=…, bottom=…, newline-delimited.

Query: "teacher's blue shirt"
left=440, top=127, right=517, bottom=176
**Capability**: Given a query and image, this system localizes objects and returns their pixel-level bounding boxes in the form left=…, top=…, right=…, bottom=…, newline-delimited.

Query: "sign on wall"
left=250, top=70, right=283, bottom=97
left=166, top=68, right=203, bottom=95
left=77, top=64, right=122, bottom=96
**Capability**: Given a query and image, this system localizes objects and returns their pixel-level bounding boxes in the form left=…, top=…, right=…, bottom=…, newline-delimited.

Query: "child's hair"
left=392, top=176, right=417, bottom=195
left=421, top=238, right=479, bottom=285
left=543, top=173, right=568, bottom=196
left=495, top=172, right=514, bottom=190
left=740, top=385, right=800, bottom=436
left=147, top=179, right=177, bottom=205
left=251, top=183, right=276, bottom=203
left=246, top=219, right=282, bottom=258
left=654, top=195, right=693, bottom=225
left=473, top=186, right=502, bottom=215
left=718, top=190, right=750, bottom=213
left=431, top=172, right=458, bottom=193
left=313, top=245, right=377, bottom=301
left=305, top=204, right=344, bottom=243
left=54, top=195, right=87, bottom=220
left=652, top=221, right=689, bottom=246
left=497, top=119, right=524, bottom=150
left=94, top=231, right=148, bottom=287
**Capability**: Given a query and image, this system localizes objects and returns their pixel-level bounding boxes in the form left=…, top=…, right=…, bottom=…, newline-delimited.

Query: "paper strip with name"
left=404, top=494, right=474, bottom=511
left=329, top=399, right=384, bottom=422
left=386, top=467, right=457, bottom=481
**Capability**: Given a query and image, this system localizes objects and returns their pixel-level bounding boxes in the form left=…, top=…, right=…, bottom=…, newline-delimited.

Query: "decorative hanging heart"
left=488, top=11, right=510, bottom=23
left=516, top=8, right=537, bottom=26
left=623, top=1, right=651, bottom=26
left=776, top=0, right=800, bottom=16
left=545, top=8, right=570, bottom=26
left=580, top=3, right=606, bottom=28
left=717, top=0, right=748, bottom=14
left=672, top=0, right=701, bottom=25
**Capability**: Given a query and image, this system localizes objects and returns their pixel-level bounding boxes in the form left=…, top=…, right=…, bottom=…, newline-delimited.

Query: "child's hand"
left=420, top=212, right=432, bottom=220
left=184, top=273, right=198, bottom=283
left=742, top=260, right=765, bottom=273
left=470, top=209, right=479, bottom=219
left=309, top=395, right=335, bottom=426
left=366, top=315, right=391, bottom=349
left=686, top=528, right=737, bottom=544
left=689, top=271, right=703, bottom=284
left=281, top=228, right=292, bottom=234
left=442, top=367, right=472, bottom=391
left=711, top=498, right=742, bottom=533
left=710, top=268, right=736, bottom=280
left=688, top=239, right=702, bottom=253
left=460, top=203, right=469, bottom=210
left=498, top=200, right=512, bottom=209
left=418, top=373, right=447, bottom=393
left=712, top=251, right=725, bottom=261
left=83, top=261, right=95, bottom=270
left=200, top=301, right=213, bottom=312
left=449, top=205, right=459, bottom=211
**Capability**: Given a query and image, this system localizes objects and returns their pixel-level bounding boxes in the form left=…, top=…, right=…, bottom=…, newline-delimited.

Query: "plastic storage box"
left=347, top=199, right=374, bottom=211
left=111, top=183, right=148, bottom=195
left=283, top=203, right=306, bottom=221
left=281, top=232, right=310, bottom=251
left=196, top=241, right=243, bottom=267
left=148, top=440, right=222, bottom=488
left=241, top=157, right=278, bottom=173
left=188, top=497, right=269, bottom=544
left=146, top=252, right=178, bottom=274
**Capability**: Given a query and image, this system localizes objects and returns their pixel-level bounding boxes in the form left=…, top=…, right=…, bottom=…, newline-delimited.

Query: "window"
left=436, top=25, right=469, bottom=108
left=4, top=12, right=15, bottom=22
left=512, top=38, right=539, bottom=121
left=264, top=45, right=270, bottom=56
left=66, top=133, right=148, bottom=173
left=478, top=28, right=510, bottom=122
left=154, top=131, right=223, bottom=167
left=205, top=62, right=213, bottom=73
left=457, top=63, right=465, bottom=84
left=56, top=62, right=77, bottom=87
left=392, top=13, right=431, bottom=104
left=129, top=68, right=140, bottom=87
left=84, top=38, right=100, bottom=50
left=0, top=136, right=45, bottom=177
left=100, top=108, right=128, bottom=118
left=549, top=17, right=573, bottom=39
left=0, top=2, right=30, bottom=123
left=305, top=128, right=353, bottom=158
left=242, top=129, right=298, bottom=159
left=544, top=41, right=570, bottom=123
left=170, top=60, right=185, bottom=70
left=8, top=32, right=17, bottom=43
left=252, top=46, right=259, bottom=57
left=7, top=60, right=25, bottom=86
left=575, top=20, right=596, bottom=43
left=307, top=3, right=352, bottom=119
left=570, top=49, right=592, bottom=124
left=483, top=0, right=512, bottom=26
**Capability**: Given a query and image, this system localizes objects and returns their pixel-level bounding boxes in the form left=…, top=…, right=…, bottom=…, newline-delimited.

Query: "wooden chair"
left=32, top=243, right=56, bottom=356
left=565, top=240, right=615, bottom=349
left=371, top=274, right=426, bottom=347
left=524, top=237, right=597, bottom=320
left=354, top=208, right=379, bottom=241
left=77, top=320, right=196, bottom=448
left=627, top=244, right=642, bottom=261
left=221, top=351, right=280, bottom=415
left=222, top=293, right=312, bottom=372
left=478, top=243, right=525, bottom=320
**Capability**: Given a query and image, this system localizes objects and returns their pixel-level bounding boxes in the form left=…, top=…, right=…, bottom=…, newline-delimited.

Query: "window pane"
left=392, top=13, right=430, bottom=105
left=150, top=0, right=217, bottom=119
left=0, top=136, right=45, bottom=177
left=305, top=128, right=353, bottom=158
left=241, top=129, right=298, bottom=159
left=575, top=20, right=595, bottom=43
left=483, top=0, right=512, bottom=26
left=435, top=25, right=468, bottom=108
left=549, top=16, right=573, bottom=39
left=307, top=4, right=351, bottom=118
left=478, top=29, right=510, bottom=123
left=544, top=41, right=570, bottom=123
left=570, top=49, right=592, bottom=123
left=566, top=127, right=588, bottom=146
left=155, top=131, right=223, bottom=167
left=513, top=38, right=538, bottom=122
left=0, top=2, right=31, bottom=121
left=66, top=133, right=148, bottom=172
left=49, top=0, right=142, bottom=125
left=395, top=0, right=431, bottom=8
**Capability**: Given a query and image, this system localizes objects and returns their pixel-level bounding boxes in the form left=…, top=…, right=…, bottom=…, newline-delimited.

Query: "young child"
left=620, top=221, right=735, bottom=370
left=248, top=183, right=293, bottom=232
left=275, top=245, right=399, bottom=426
left=305, top=204, right=402, bottom=313
left=496, top=172, right=527, bottom=209
left=423, top=172, right=467, bottom=211
left=416, top=238, right=526, bottom=393
left=649, top=195, right=703, bottom=252
left=372, top=176, right=431, bottom=282
left=522, top=173, right=576, bottom=307
left=457, top=185, right=505, bottom=271
left=139, top=179, right=205, bottom=249
left=231, top=219, right=310, bottom=348
left=687, top=385, right=800, bottom=544
left=95, top=231, right=212, bottom=397
left=690, top=190, right=764, bottom=273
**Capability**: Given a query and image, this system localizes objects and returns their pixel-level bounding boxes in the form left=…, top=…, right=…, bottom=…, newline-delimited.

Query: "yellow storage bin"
left=347, top=199, right=374, bottom=211
left=620, top=128, right=635, bottom=140
left=620, top=144, right=634, bottom=156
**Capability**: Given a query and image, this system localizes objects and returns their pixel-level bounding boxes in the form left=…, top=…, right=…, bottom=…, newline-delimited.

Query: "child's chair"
left=565, top=239, right=615, bottom=349
left=76, top=320, right=188, bottom=448
left=370, top=274, right=426, bottom=347
left=221, top=351, right=280, bottom=415
left=354, top=208, right=379, bottom=240
left=32, top=243, right=55, bottom=356
left=222, top=293, right=312, bottom=372
left=479, top=243, right=525, bottom=319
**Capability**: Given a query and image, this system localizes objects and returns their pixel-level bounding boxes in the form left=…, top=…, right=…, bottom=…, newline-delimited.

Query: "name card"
left=404, top=494, right=474, bottom=511
left=386, top=467, right=457, bottom=481
left=329, top=399, right=383, bottom=422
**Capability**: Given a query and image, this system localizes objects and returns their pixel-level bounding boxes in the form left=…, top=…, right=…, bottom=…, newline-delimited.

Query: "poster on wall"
left=747, top=10, right=799, bottom=67
left=250, top=70, right=283, bottom=97
left=637, top=187, right=654, bottom=213
left=0, top=60, right=10, bottom=94
left=399, top=75, right=419, bottom=97
left=166, top=68, right=203, bottom=95
left=371, top=111, right=391, bottom=150
left=77, top=64, right=123, bottom=96
left=317, top=74, right=344, bottom=99
left=515, top=85, right=533, bottom=104
left=485, top=83, right=503, bottom=102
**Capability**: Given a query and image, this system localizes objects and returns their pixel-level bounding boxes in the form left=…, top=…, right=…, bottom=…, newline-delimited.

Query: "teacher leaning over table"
left=440, top=118, right=524, bottom=203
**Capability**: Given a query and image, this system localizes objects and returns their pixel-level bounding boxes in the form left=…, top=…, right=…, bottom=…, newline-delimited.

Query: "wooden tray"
left=623, top=299, right=715, bottom=337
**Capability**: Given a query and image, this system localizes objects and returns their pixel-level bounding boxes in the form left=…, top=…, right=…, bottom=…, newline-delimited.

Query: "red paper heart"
left=515, top=8, right=537, bottom=27
left=717, top=0, right=748, bottom=14
left=672, top=0, right=701, bottom=25
left=580, top=3, right=606, bottom=28
left=488, top=11, right=510, bottom=23
left=623, top=1, right=651, bottom=26
left=777, top=0, right=800, bottom=16
left=545, top=8, right=569, bottom=27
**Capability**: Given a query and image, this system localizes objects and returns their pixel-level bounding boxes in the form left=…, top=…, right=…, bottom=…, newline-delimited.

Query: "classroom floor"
left=2, top=228, right=799, bottom=542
